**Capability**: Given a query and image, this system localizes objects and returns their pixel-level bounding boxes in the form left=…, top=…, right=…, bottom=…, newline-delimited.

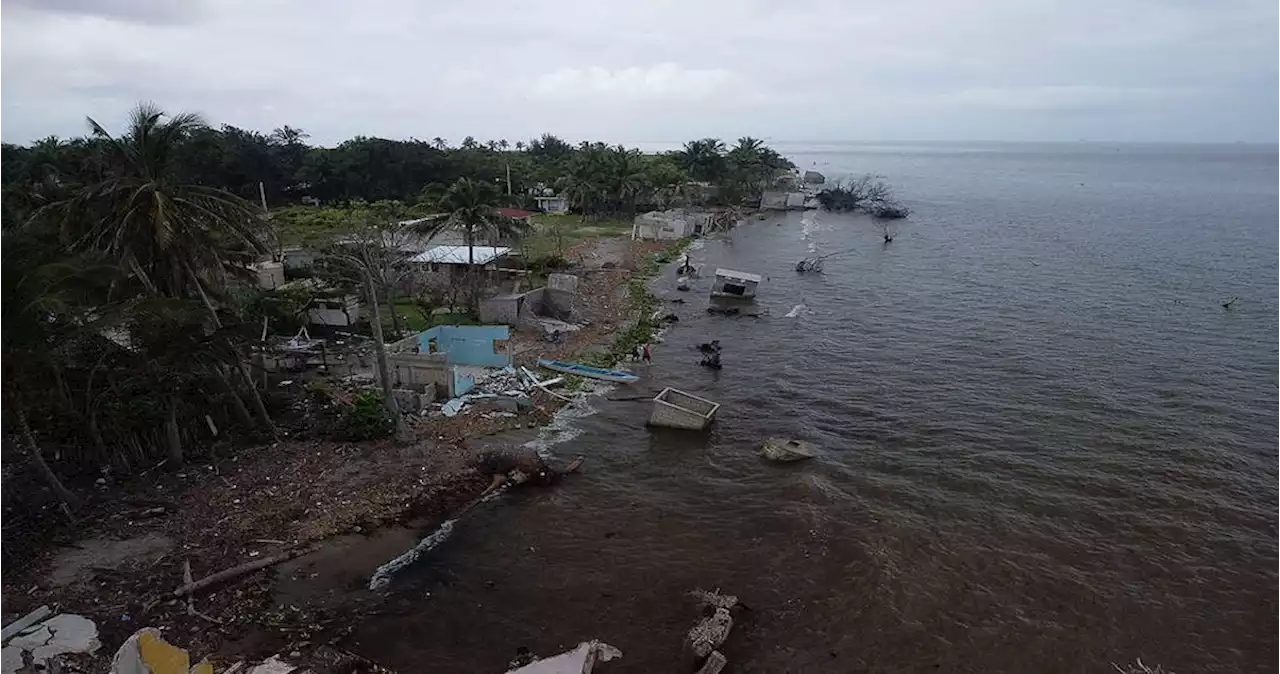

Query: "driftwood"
left=172, top=547, right=317, bottom=598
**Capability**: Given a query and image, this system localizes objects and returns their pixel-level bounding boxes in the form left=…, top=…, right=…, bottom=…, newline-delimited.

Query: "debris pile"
left=684, top=589, right=744, bottom=674
left=2, top=608, right=100, bottom=674
left=505, top=640, right=622, bottom=674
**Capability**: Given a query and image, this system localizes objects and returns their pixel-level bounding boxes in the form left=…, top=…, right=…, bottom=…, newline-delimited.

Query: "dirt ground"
left=0, top=235, right=666, bottom=671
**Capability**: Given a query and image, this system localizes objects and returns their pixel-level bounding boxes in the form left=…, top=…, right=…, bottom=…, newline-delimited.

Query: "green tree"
left=1, top=228, right=100, bottom=508
left=318, top=220, right=413, bottom=442
left=676, top=138, right=727, bottom=182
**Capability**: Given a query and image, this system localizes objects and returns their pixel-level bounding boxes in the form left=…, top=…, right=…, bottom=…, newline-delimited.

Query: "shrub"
left=345, top=390, right=394, bottom=440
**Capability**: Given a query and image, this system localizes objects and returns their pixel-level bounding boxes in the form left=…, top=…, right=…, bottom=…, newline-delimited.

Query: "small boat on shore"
left=537, top=359, right=639, bottom=383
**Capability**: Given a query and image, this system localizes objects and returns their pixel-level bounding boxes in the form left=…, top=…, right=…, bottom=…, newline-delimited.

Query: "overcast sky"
left=3, top=0, right=1277, bottom=146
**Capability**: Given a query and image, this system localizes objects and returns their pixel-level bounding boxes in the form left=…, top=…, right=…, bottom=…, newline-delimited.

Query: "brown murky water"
left=324, top=144, right=1277, bottom=673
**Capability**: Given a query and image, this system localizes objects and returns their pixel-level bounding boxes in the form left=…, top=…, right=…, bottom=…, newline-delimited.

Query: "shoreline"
left=1, top=231, right=690, bottom=670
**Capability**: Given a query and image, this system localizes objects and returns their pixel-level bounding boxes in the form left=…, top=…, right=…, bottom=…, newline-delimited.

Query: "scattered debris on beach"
left=2, top=608, right=100, bottom=674
left=505, top=640, right=622, bottom=674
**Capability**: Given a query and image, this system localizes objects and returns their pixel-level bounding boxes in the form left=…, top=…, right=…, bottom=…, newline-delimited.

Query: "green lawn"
left=270, top=205, right=359, bottom=247
left=520, top=214, right=633, bottom=259
left=385, top=301, right=475, bottom=334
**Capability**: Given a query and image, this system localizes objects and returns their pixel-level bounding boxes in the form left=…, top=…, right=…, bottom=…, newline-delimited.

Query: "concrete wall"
left=416, top=325, right=511, bottom=367
left=251, top=261, right=286, bottom=289
left=632, top=210, right=710, bottom=240
left=307, top=295, right=360, bottom=327
left=544, top=273, right=578, bottom=319
left=282, top=248, right=320, bottom=270
left=761, top=191, right=808, bottom=211
left=479, top=288, right=545, bottom=325
left=387, top=351, right=450, bottom=396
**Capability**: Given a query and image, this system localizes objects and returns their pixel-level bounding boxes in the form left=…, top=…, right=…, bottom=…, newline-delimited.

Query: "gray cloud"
left=4, top=0, right=206, bottom=24
left=2, top=0, right=1275, bottom=145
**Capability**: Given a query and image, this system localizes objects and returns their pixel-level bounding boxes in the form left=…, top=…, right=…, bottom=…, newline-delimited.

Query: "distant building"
left=632, top=209, right=711, bottom=240
left=276, top=278, right=362, bottom=327
left=496, top=207, right=537, bottom=225
left=534, top=195, right=569, bottom=214
left=247, top=261, right=286, bottom=289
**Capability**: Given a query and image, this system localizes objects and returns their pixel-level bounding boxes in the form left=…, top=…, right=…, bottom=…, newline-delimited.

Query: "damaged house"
left=386, top=324, right=512, bottom=400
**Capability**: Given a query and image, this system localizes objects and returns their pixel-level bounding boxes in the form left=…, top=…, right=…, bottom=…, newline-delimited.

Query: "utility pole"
left=258, top=181, right=269, bottom=214
left=505, top=161, right=512, bottom=196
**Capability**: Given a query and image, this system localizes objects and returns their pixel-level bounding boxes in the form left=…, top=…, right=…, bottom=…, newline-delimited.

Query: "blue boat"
left=537, top=359, right=640, bottom=384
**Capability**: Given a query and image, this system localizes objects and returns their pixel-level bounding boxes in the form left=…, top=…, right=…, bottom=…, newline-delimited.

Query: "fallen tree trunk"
left=172, top=547, right=317, bottom=598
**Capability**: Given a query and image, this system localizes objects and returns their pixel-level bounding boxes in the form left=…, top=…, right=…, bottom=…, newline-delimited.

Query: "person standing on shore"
left=642, top=343, right=652, bottom=363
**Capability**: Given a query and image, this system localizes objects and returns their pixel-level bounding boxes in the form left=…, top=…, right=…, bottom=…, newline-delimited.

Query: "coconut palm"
left=413, top=177, right=531, bottom=312
left=610, top=146, right=648, bottom=215
left=50, top=102, right=272, bottom=303
left=676, top=138, right=727, bottom=182
left=43, top=102, right=275, bottom=436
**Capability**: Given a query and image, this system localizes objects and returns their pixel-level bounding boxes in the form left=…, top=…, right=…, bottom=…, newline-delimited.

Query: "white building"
left=632, top=209, right=711, bottom=241
left=534, top=195, right=569, bottom=214
left=711, top=268, right=761, bottom=299
left=248, top=261, right=286, bottom=289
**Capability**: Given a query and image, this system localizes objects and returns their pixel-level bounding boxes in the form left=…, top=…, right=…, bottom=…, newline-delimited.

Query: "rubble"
left=505, top=641, right=622, bottom=674
left=2, top=612, right=100, bottom=674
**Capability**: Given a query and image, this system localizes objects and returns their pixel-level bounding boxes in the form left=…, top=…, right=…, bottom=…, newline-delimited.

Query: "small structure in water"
left=795, top=257, right=824, bottom=273
left=649, top=388, right=721, bottom=431
left=710, top=268, right=761, bottom=299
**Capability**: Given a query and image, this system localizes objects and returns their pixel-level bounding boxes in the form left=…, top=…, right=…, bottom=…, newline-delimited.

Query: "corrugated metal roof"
left=714, top=268, right=762, bottom=283
left=410, top=245, right=511, bottom=265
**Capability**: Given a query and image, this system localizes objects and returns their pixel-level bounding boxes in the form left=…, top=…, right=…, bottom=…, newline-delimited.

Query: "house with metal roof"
left=409, top=245, right=512, bottom=275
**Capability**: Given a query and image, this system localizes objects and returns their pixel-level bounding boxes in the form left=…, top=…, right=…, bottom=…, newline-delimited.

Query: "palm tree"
left=45, top=102, right=275, bottom=437
left=432, top=137, right=448, bottom=150
left=412, top=178, right=531, bottom=312
left=557, top=173, right=599, bottom=222
left=1, top=229, right=93, bottom=508
left=676, top=138, right=727, bottom=182
left=610, top=146, right=648, bottom=215
left=52, top=103, right=271, bottom=302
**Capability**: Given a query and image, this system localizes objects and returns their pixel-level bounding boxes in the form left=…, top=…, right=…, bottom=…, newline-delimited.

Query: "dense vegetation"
left=1, top=103, right=796, bottom=516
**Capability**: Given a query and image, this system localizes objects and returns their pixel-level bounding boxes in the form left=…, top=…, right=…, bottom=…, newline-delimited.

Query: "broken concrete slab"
left=506, top=641, right=622, bottom=674
left=3, top=614, right=100, bottom=674
left=761, top=437, right=817, bottom=462
left=1, top=606, right=51, bottom=643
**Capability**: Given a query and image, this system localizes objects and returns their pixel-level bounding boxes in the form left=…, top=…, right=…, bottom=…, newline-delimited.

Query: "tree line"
left=0, top=102, right=796, bottom=518
left=4, top=124, right=793, bottom=221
